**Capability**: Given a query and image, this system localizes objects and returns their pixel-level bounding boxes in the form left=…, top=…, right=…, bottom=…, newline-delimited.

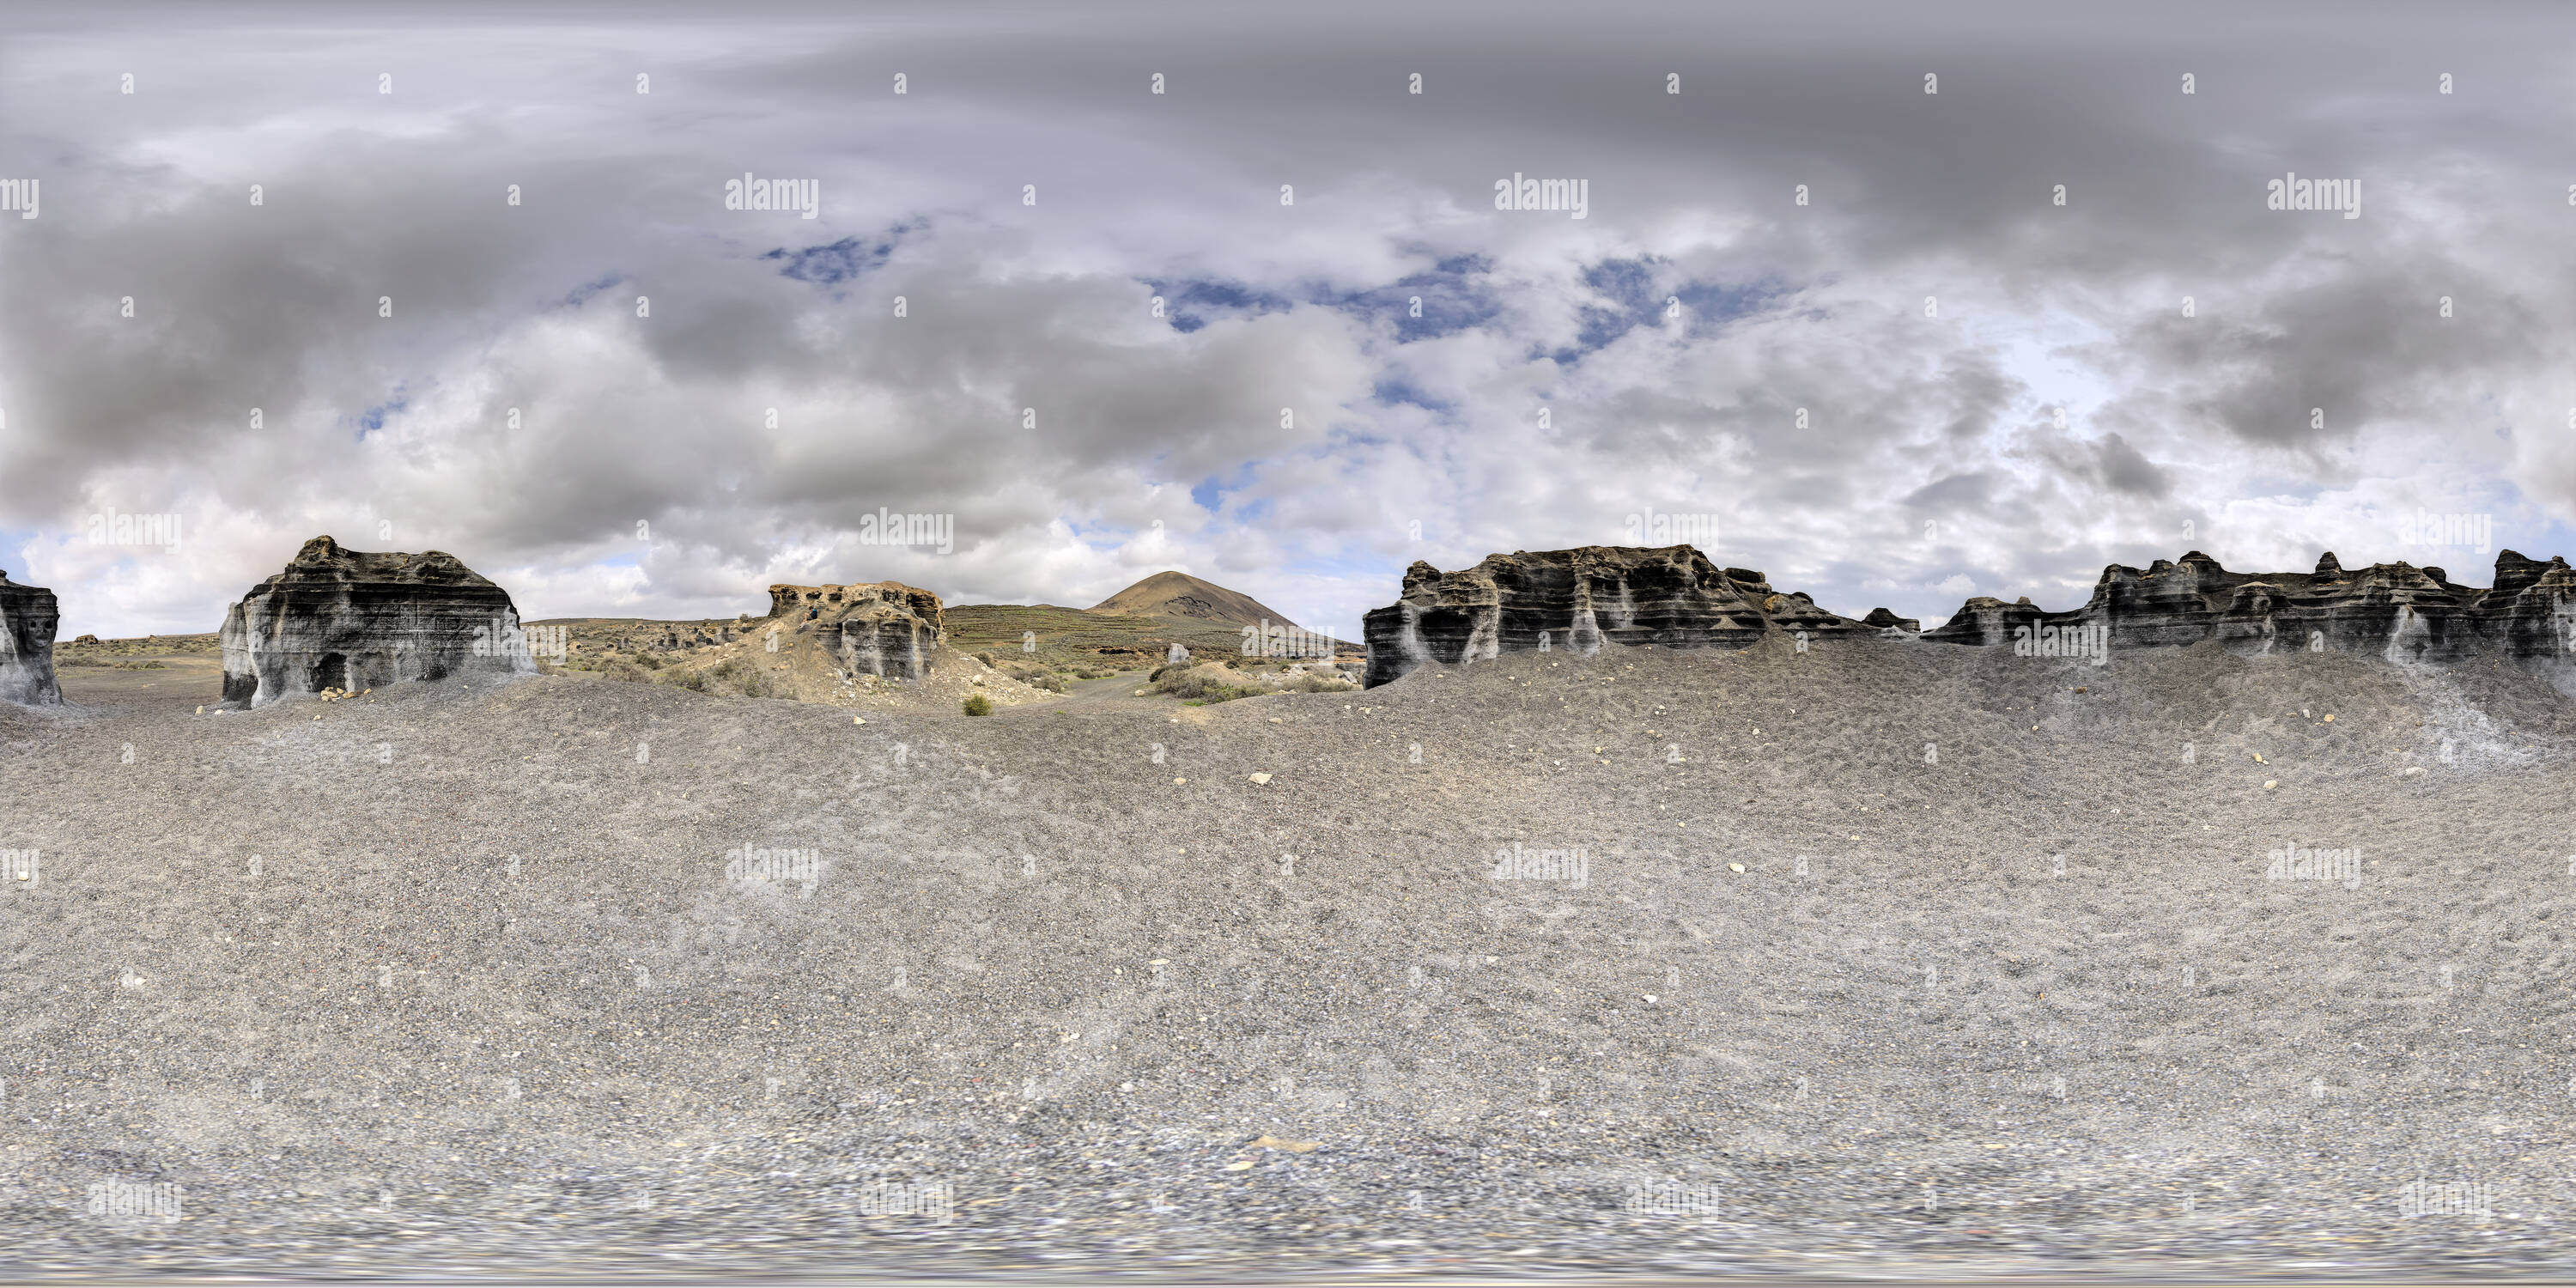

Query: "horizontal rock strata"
left=1362, top=545, right=1897, bottom=687
left=221, top=537, right=534, bottom=707
left=767, top=581, right=945, bottom=681
left=1923, top=550, right=2576, bottom=663
left=0, top=569, right=64, bottom=706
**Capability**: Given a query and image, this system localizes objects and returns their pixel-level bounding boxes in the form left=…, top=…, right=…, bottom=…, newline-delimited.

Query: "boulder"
left=1916, top=596, right=2046, bottom=647
left=0, top=569, right=64, bottom=706
left=765, top=581, right=944, bottom=680
left=1361, top=545, right=1873, bottom=687
left=1923, top=549, right=2576, bottom=663
left=221, top=537, right=533, bottom=707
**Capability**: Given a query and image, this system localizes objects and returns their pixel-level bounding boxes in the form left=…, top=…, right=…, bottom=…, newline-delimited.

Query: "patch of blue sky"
left=355, top=389, right=411, bottom=439
left=561, top=274, right=625, bottom=309
left=1551, top=257, right=1789, bottom=364
left=762, top=224, right=913, bottom=287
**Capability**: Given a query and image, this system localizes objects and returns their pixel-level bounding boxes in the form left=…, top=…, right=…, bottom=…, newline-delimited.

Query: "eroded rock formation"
left=766, top=581, right=945, bottom=680
left=1923, top=550, right=2576, bottom=662
left=0, top=569, right=64, bottom=706
left=221, top=537, right=533, bottom=707
left=1361, top=545, right=1894, bottom=686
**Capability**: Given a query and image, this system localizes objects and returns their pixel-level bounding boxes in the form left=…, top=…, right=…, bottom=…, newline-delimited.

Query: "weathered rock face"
left=1923, top=550, right=2576, bottom=663
left=1361, top=545, right=1884, bottom=687
left=766, top=581, right=945, bottom=680
left=0, top=569, right=64, bottom=706
left=221, top=537, right=533, bottom=707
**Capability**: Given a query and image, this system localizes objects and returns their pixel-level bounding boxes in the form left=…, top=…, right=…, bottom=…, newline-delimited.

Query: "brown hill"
left=1086, top=570, right=1308, bottom=634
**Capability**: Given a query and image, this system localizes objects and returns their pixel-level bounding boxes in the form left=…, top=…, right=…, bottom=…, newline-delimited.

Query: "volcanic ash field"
left=3, top=639, right=2573, bottom=1277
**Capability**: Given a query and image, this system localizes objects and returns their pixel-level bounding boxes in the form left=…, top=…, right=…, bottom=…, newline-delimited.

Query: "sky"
left=3, top=0, right=2573, bottom=640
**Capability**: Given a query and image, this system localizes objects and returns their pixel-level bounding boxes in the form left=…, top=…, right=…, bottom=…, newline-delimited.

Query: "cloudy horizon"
left=5, top=0, right=2573, bottom=641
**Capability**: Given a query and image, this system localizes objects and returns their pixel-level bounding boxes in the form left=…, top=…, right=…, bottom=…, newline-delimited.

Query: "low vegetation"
left=1145, top=659, right=1356, bottom=704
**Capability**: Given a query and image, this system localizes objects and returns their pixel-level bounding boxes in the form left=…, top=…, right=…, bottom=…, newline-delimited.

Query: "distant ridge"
left=1088, top=570, right=1308, bottom=634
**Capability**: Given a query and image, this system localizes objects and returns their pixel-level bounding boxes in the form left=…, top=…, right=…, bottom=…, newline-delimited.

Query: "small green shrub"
left=1277, top=670, right=1358, bottom=693
left=963, top=694, right=993, bottom=716
left=662, top=667, right=708, bottom=692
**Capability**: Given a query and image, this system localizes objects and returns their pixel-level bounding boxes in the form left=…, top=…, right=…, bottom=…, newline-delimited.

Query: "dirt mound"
left=592, top=623, right=1060, bottom=714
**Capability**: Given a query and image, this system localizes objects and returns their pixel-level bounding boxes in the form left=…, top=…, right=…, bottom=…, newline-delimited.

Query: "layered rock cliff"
left=221, top=537, right=534, bottom=707
left=1361, top=545, right=1900, bottom=687
left=0, top=569, right=64, bottom=706
left=767, top=581, right=945, bottom=681
left=1923, top=550, right=2576, bottom=662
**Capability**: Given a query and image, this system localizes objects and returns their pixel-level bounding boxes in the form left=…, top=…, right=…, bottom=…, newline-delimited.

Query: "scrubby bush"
left=1152, top=662, right=1262, bottom=704
left=975, top=651, right=998, bottom=666
left=661, top=667, right=708, bottom=692
left=963, top=694, right=993, bottom=716
left=1276, top=670, right=1359, bottom=693
left=708, top=656, right=775, bottom=698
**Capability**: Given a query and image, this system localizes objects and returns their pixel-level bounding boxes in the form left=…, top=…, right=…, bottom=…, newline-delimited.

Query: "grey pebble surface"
left=2, top=637, right=2571, bottom=1279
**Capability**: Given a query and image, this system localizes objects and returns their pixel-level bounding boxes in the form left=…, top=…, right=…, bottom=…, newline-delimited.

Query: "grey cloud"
left=4, top=1, right=2572, bottom=639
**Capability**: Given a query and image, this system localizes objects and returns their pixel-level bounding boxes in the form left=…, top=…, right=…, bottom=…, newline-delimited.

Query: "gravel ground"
left=3, top=635, right=2573, bottom=1280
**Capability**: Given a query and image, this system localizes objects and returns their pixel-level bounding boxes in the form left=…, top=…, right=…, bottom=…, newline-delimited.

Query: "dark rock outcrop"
left=1923, top=550, right=2575, bottom=662
left=1862, top=607, right=1923, bottom=633
left=1362, top=545, right=1872, bottom=687
left=767, top=581, right=945, bottom=680
left=0, top=569, right=64, bottom=706
left=221, top=537, right=533, bottom=707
